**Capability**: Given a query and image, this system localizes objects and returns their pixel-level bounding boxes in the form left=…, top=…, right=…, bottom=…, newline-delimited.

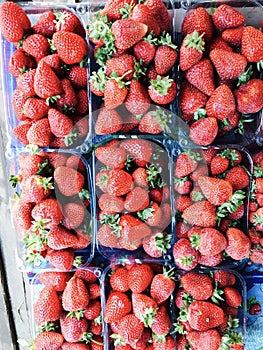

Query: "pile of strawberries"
left=10, top=151, right=92, bottom=270
left=0, top=1, right=89, bottom=148
left=173, top=145, right=251, bottom=269
left=174, top=269, right=245, bottom=349
left=178, top=3, right=263, bottom=145
left=95, top=138, right=172, bottom=256
left=88, top=0, right=177, bottom=136
left=103, top=261, right=176, bottom=349
left=32, top=269, right=103, bottom=350
left=248, top=151, right=263, bottom=265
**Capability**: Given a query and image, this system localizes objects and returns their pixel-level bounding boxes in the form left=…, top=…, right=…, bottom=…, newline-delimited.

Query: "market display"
left=0, top=0, right=263, bottom=349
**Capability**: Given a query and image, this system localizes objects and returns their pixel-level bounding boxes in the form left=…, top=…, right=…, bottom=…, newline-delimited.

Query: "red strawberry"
left=39, top=53, right=63, bottom=78
left=224, top=166, right=250, bottom=190
left=95, top=107, right=123, bottom=135
left=34, top=286, right=62, bottom=324
left=173, top=238, right=199, bottom=271
left=209, top=36, right=234, bottom=52
left=189, top=117, right=218, bottom=146
left=110, top=267, right=129, bottom=292
left=46, top=248, right=75, bottom=271
left=150, top=268, right=176, bottom=304
left=144, top=0, right=170, bottom=32
left=125, top=79, right=151, bottom=115
left=16, top=68, right=36, bottom=97
left=0, top=2, right=31, bottom=43
left=111, top=19, right=148, bottom=50
left=143, top=232, right=172, bottom=258
left=75, top=89, right=88, bottom=116
left=68, top=65, right=87, bottom=89
left=190, top=227, right=227, bottom=256
left=225, top=227, right=251, bottom=260
left=23, top=97, right=50, bottom=121
left=107, top=169, right=134, bottom=196
left=53, top=31, right=87, bottom=64
left=152, top=334, right=175, bottom=350
left=138, top=201, right=162, bottom=227
left=198, top=176, right=233, bottom=206
left=212, top=4, right=245, bottom=30
left=182, top=7, right=213, bottom=43
left=187, top=329, right=221, bottom=350
left=119, top=139, right=153, bottom=167
left=74, top=269, right=98, bottom=284
left=47, top=227, right=79, bottom=250
left=186, top=58, right=215, bottom=96
left=151, top=305, right=172, bottom=336
left=54, top=166, right=84, bottom=196
left=22, top=34, right=50, bottom=59
left=60, top=313, right=88, bottom=343
left=95, top=145, right=126, bottom=170
left=97, top=224, right=119, bottom=248
left=182, top=200, right=216, bottom=227
left=132, top=293, right=158, bottom=326
left=180, top=272, right=213, bottom=300
left=55, top=78, right=78, bottom=113
left=241, top=26, right=263, bottom=63
left=127, top=263, right=154, bottom=293
left=148, top=75, right=177, bottom=105
left=13, top=201, right=33, bottom=231
left=210, top=155, right=230, bottom=175
left=48, top=109, right=73, bottom=138
left=234, top=79, right=263, bottom=114
left=13, top=122, right=31, bottom=145
left=32, top=10, right=56, bottom=37
left=55, top=9, right=85, bottom=37
left=206, top=84, right=236, bottom=121
left=34, top=331, right=64, bottom=350
left=209, top=49, right=247, bottom=80
left=34, top=61, right=62, bottom=99
left=224, top=286, right=242, bottom=307
left=138, top=107, right=171, bottom=134
left=104, top=77, right=128, bottom=110
left=21, top=174, right=53, bottom=203
left=62, top=276, right=89, bottom=312
left=175, top=151, right=199, bottom=178
left=116, top=313, right=145, bottom=345
left=38, top=271, right=72, bottom=292
left=187, top=300, right=225, bottom=331
left=84, top=299, right=101, bottom=321
left=131, top=4, right=160, bottom=37
left=124, top=187, right=150, bottom=212
left=104, top=291, right=131, bottom=323
left=222, top=26, right=244, bottom=46
left=12, top=88, right=28, bottom=121
left=154, top=38, right=177, bottom=75
left=31, top=198, right=63, bottom=229
left=98, top=193, right=124, bottom=213
left=100, top=0, right=136, bottom=21
left=213, top=270, right=236, bottom=288
left=8, top=48, right=36, bottom=78
left=180, top=30, right=205, bottom=71
left=133, top=37, right=156, bottom=66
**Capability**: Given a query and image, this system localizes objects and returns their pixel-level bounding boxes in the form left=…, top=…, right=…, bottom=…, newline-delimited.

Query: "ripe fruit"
left=53, top=31, right=87, bottom=64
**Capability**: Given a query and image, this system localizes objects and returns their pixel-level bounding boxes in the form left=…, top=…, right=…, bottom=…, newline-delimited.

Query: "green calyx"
left=141, top=306, right=158, bottom=327
left=146, top=163, right=163, bottom=188
left=63, top=126, right=80, bottom=147
left=35, top=176, right=54, bottom=192
left=110, top=333, right=126, bottom=346
left=190, top=233, right=201, bottom=250
left=119, top=3, right=134, bottom=19
left=219, top=148, right=240, bottom=165
left=133, top=59, right=147, bottom=80
left=237, top=65, right=253, bottom=86
left=235, top=114, right=255, bottom=135
left=79, top=188, right=90, bottom=201
left=148, top=107, right=172, bottom=133
left=88, top=12, right=112, bottom=42
left=256, top=58, right=263, bottom=71
left=81, top=331, right=103, bottom=345
left=90, top=67, right=108, bottom=93
left=183, top=149, right=202, bottom=162
left=137, top=205, right=154, bottom=221
left=174, top=176, right=188, bottom=186
left=154, top=232, right=172, bottom=254
left=150, top=75, right=173, bottom=95
left=194, top=107, right=207, bottom=120
left=211, top=282, right=225, bottom=304
left=158, top=31, right=177, bottom=50
left=73, top=255, right=84, bottom=268
left=252, top=212, right=263, bottom=229
left=175, top=255, right=195, bottom=267
left=39, top=321, right=55, bottom=332
left=9, top=174, right=21, bottom=188
left=216, top=190, right=246, bottom=222
left=109, top=70, right=132, bottom=89
left=100, top=213, right=121, bottom=237
left=191, top=190, right=205, bottom=201
left=253, top=164, right=263, bottom=178
left=46, top=95, right=60, bottom=106
left=184, top=30, right=205, bottom=52
left=67, top=310, right=85, bottom=320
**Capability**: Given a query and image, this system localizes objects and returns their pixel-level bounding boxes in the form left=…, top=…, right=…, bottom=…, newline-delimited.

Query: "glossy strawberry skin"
left=53, top=31, right=87, bottom=64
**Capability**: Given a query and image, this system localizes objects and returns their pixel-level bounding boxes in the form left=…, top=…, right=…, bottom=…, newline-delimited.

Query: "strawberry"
left=47, top=227, right=79, bottom=250
left=98, top=193, right=124, bottom=213
left=84, top=299, right=101, bottom=320
left=124, top=187, right=150, bottom=212
left=222, top=26, right=244, bottom=46
left=111, top=19, right=148, bottom=51
left=34, top=331, right=64, bottom=350
left=210, top=155, right=229, bottom=175
left=110, top=267, right=129, bottom=292
left=213, top=270, right=236, bottom=288
left=150, top=268, right=175, bottom=304
left=151, top=305, right=172, bottom=336
left=95, top=144, right=126, bottom=169
left=8, top=48, right=36, bottom=78
left=100, top=0, right=136, bottom=21
left=74, top=269, right=98, bottom=284
left=55, top=78, right=78, bottom=113
left=223, top=287, right=242, bottom=307
left=187, top=300, right=224, bottom=331
left=39, top=53, right=64, bottom=78
left=54, top=166, right=84, bottom=196
left=104, top=291, right=131, bottom=323
left=106, top=169, right=134, bottom=196
left=0, top=2, right=31, bottom=43
left=209, top=49, right=247, bottom=80
left=115, top=313, right=145, bottom=345
left=32, top=10, right=56, bottom=37
left=23, top=97, right=50, bottom=121
left=31, top=198, right=63, bottom=229
left=175, top=150, right=200, bottom=178
left=47, top=109, right=73, bottom=138
left=182, top=200, right=216, bottom=227
left=97, top=223, right=118, bottom=247
left=189, top=117, right=218, bottom=146
left=68, top=65, right=88, bottom=89
left=185, top=58, right=215, bottom=96
left=181, top=272, right=213, bottom=300
left=224, top=166, right=250, bottom=190
left=55, top=9, right=85, bottom=37
left=34, top=286, right=62, bottom=324
left=38, top=271, right=72, bottom=291
left=143, top=232, right=171, bottom=258
left=148, top=75, right=177, bottom=105
left=104, top=76, right=128, bottom=110
left=22, top=34, right=50, bottom=59
left=18, top=153, right=47, bottom=178
left=53, top=31, right=87, bottom=64
left=12, top=88, right=28, bottom=121
left=138, top=107, right=171, bottom=134
left=75, top=90, right=88, bottom=116
left=34, top=61, right=62, bottom=99
left=138, top=201, right=162, bottom=227
left=120, top=139, right=153, bottom=167
left=180, top=30, right=205, bottom=71
left=46, top=248, right=76, bottom=271
left=16, top=68, right=36, bottom=97
left=131, top=4, right=160, bottom=37
left=154, top=34, right=177, bottom=75
left=13, top=201, right=33, bottom=231
left=62, top=276, right=89, bottom=312
left=127, top=263, right=154, bottom=293
left=212, top=4, right=245, bottom=30
left=198, top=176, right=233, bottom=206
left=13, top=122, right=31, bottom=145
left=95, top=107, right=123, bottom=135
left=152, top=334, right=175, bottom=350
left=190, top=227, right=227, bottom=256
left=21, top=174, right=53, bottom=203
left=174, top=177, right=192, bottom=195
left=209, top=36, right=233, bottom=52
left=133, top=36, right=156, bottom=66
left=206, top=84, right=236, bottom=121
left=234, top=79, right=263, bottom=114
left=144, top=0, right=170, bottom=32
left=173, top=238, right=199, bottom=270
left=186, top=329, right=221, bottom=350
left=225, top=227, right=251, bottom=260
left=182, top=7, right=213, bottom=43
left=125, top=79, right=151, bottom=115
left=241, top=26, right=263, bottom=63
left=60, top=313, right=88, bottom=343
left=132, top=293, right=158, bottom=327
